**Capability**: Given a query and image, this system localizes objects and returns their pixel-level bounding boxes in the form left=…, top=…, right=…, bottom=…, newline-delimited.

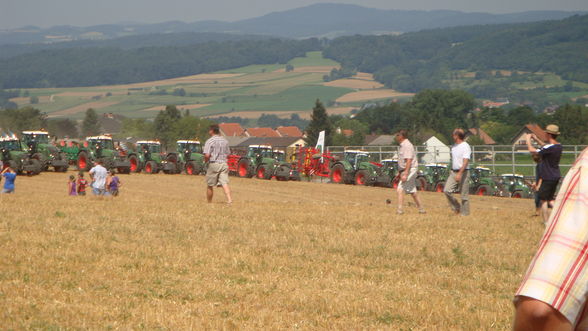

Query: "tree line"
left=0, top=38, right=321, bottom=89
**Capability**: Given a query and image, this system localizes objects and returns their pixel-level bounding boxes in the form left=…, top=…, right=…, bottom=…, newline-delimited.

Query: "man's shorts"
left=515, top=148, right=588, bottom=326
left=539, top=179, right=559, bottom=201
left=2, top=188, right=14, bottom=194
left=397, top=168, right=418, bottom=194
left=92, top=187, right=106, bottom=196
left=206, top=162, right=229, bottom=187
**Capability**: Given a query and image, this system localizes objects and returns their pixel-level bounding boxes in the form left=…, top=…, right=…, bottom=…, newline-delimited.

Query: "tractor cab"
left=0, top=135, right=41, bottom=174
left=500, top=174, right=531, bottom=198
left=22, top=130, right=50, bottom=151
left=344, top=150, right=370, bottom=169
left=177, top=140, right=202, bottom=155
left=137, top=141, right=161, bottom=158
left=273, top=150, right=286, bottom=162
left=86, top=136, right=115, bottom=158
left=247, top=145, right=273, bottom=159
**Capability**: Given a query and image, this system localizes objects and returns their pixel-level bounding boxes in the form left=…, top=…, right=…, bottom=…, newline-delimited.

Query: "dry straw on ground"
left=0, top=172, right=543, bottom=329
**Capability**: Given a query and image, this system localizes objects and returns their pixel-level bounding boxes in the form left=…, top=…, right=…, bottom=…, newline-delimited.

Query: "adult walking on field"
left=395, top=130, right=425, bottom=215
left=513, top=147, right=588, bottom=331
left=204, top=124, right=232, bottom=204
left=89, top=160, right=108, bottom=196
left=526, top=124, right=562, bottom=224
left=444, top=128, right=471, bottom=216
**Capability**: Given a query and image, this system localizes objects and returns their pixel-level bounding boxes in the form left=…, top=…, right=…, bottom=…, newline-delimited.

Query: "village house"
left=465, top=128, right=496, bottom=145
left=510, top=124, right=549, bottom=149
left=219, top=123, right=246, bottom=137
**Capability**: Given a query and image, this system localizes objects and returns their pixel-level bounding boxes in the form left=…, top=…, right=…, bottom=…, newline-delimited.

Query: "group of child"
left=67, top=171, right=121, bottom=197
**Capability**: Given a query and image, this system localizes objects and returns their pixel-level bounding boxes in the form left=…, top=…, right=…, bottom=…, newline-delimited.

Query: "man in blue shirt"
left=1, top=166, right=17, bottom=193
left=526, top=124, right=562, bottom=224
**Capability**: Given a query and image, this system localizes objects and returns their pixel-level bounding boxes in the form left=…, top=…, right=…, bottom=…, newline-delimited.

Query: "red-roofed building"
left=466, top=128, right=496, bottom=145
left=341, top=129, right=354, bottom=137
left=219, top=123, right=246, bottom=137
left=245, top=127, right=281, bottom=137
left=511, top=124, right=549, bottom=147
left=276, top=126, right=303, bottom=137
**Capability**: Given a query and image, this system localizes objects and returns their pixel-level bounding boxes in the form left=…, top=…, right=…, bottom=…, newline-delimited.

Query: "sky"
left=1, top=0, right=587, bottom=29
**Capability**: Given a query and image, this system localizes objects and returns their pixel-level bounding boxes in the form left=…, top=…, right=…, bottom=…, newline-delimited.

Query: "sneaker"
left=418, top=209, right=426, bottom=214
left=396, top=209, right=404, bottom=215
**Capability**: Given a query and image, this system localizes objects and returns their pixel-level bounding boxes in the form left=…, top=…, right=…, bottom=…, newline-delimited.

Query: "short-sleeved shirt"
left=538, top=144, right=562, bottom=181
left=451, top=142, right=471, bottom=170
left=89, top=165, right=108, bottom=189
left=203, top=135, right=230, bottom=163
left=3, top=172, right=16, bottom=190
left=398, top=139, right=417, bottom=170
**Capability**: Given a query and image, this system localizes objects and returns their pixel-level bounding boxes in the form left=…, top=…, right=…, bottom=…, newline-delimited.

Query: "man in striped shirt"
left=203, top=124, right=232, bottom=204
left=513, top=147, right=588, bottom=330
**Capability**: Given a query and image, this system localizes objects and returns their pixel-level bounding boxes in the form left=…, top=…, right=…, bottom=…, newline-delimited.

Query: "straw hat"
left=545, top=124, right=560, bottom=135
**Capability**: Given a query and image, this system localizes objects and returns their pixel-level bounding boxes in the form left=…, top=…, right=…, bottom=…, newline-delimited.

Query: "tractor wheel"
left=128, top=155, right=141, bottom=173
left=512, top=190, right=523, bottom=199
left=329, top=164, right=346, bottom=184
left=145, top=161, right=158, bottom=174
left=256, top=165, right=272, bottom=180
left=275, top=164, right=291, bottom=181
left=27, top=158, right=42, bottom=175
left=435, top=181, right=445, bottom=193
left=237, top=159, right=253, bottom=178
left=476, top=184, right=491, bottom=196
left=416, top=176, right=427, bottom=191
left=355, top=170, right=370, bottom=186
left=185, top=161, right=197, bottom=175
left=77, top=152, right=92, bottom=171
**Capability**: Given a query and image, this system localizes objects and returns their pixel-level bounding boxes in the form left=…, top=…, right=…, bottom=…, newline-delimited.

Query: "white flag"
left=316, top=130, right=325, bottom=154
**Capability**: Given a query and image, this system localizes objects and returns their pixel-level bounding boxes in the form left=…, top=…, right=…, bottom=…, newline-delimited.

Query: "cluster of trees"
left=120, top=106, right=214, bottom=149
left=0, top=38, right=321, bottom=88
left=323, top=14, right=588, bottom=95
left=0, top=106, right=78, bottom=138
left=304, top=90, right=588, bottom=147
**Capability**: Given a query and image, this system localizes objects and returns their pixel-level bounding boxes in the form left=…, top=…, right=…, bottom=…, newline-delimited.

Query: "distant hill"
left=0, top=3, right=583, bottom=45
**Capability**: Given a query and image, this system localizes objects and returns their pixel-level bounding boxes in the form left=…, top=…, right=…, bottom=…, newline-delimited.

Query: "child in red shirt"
left=77, top=172, right=88, bottom=196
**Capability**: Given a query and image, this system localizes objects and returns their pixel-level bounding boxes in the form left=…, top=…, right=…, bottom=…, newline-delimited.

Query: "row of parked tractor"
left=0, top=131, right=532, bottom=198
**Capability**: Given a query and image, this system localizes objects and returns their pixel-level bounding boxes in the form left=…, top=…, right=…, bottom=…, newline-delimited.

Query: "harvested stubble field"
left=0, top=172, right=543, bottom=329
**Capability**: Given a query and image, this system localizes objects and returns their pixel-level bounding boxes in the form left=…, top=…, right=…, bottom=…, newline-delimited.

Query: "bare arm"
left=526, top=134, right=539, bottom=153
left=401, top=158, right=412, bottom=181
left=455, top=158, right=469, bottom=182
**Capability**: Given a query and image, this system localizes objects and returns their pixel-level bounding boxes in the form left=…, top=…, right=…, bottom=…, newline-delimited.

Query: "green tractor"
left=235, top=145, right=278, bottom=179
left=416, top=163, right=449, bottom=192
left=0, top=135, right=42, bottom=175
left=21, top=130, right=68, bottom=172
left=163, top=140, right=205, bottom=175
left=272, top=149, right=299, bottom=181
left=376, top=159, right=398, bottom=187
left=66, top=135, right=131, bottom=173
left=469, top=166, right=501, bottom=196
left=135, top=140, right=164, bottom=174
left=500, top=174, right=533, bottom=198
left=329, top=150, right=391, bottom=186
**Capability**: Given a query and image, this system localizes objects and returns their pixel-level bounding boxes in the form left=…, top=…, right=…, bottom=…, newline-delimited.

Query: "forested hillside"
left=324, top=14, right=588, bottom=91
left=0, top=39, right=321, bottom=88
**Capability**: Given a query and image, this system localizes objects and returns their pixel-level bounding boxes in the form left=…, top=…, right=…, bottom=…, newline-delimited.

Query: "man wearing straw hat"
left=525, top=124, right=562, bottom=224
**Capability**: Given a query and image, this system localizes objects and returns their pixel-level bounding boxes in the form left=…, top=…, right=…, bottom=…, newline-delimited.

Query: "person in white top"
left=89, top=160, right=108, bottom=196
left=395, top=130, right=425, bottom=215
left=443, top=128, right=471, bottom=216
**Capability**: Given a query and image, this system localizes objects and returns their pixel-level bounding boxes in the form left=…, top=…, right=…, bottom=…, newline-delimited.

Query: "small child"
left=106, top=170, right=121, bottom=197
left=1, top=166, right=17, bottom=194
left=68, top=175, right=77, bottom=196
left=77, top=172, right=88, bottom=196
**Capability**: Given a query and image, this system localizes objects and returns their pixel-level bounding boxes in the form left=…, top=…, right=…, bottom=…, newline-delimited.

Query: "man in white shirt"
left=89, top=160, right=108, bottom=196
left=395, top=130, right=425, bottom=215
left=444, top=128, right=471, bottom=216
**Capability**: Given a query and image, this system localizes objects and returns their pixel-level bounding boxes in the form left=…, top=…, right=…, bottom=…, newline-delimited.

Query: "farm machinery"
left=468, top=166, right=502, bottom=196
left=163, top=140, right=205, bottom=175
left=230, top=145, right=295, bottom=180
left=21, top=130, right=68, bottom=172
left=0, top=134, right=42, bottom=175
left=499, top=174, right=533, bottom=198
left=59, top=135, right=131, bottom=173
left=134, top=140, right=164, bottom=174
left=416, top=164, right=449, bottom=192
left=328, top=150, right=392, bottom=186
